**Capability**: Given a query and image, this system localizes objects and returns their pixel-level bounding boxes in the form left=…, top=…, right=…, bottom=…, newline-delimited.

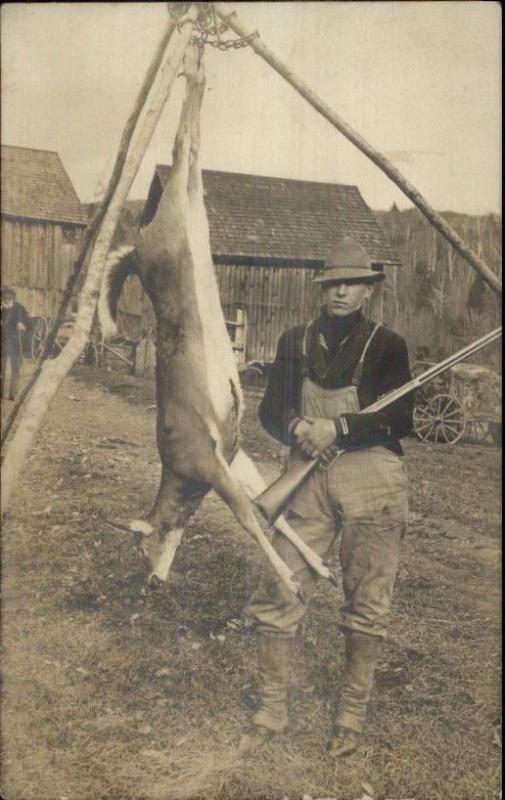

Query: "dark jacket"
left=259, top=312, right=413, bottom=455
left=1, top=302, right=29, bottom=357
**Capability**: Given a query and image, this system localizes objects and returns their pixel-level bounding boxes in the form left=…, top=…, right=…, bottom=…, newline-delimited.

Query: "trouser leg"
left=0, top=354, right=6, bottom=398
left=9, top=353, right=21, bottom=399
left=246, top=459, right=337, bottom=638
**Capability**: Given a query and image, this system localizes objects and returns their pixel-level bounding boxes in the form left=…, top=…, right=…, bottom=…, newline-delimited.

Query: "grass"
left=1, top=366, right=501, bottom=800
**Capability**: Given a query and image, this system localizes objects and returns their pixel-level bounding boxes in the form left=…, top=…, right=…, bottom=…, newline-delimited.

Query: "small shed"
left=1, top=145, right=88, bottom=318
left=118, top=167, right=400, bottom=364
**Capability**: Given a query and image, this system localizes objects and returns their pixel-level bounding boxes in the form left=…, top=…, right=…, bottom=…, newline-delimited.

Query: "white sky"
left=1, top=2, right=501, bottom=213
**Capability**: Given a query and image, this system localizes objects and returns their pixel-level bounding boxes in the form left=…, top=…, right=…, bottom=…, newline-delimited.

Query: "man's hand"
left=16, top=322, right=26, bottom=333
left=294, top=417, right=337, bottom=459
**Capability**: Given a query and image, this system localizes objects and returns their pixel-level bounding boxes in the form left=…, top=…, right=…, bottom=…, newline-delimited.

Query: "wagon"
left=413, top=359, right=501, bottom=445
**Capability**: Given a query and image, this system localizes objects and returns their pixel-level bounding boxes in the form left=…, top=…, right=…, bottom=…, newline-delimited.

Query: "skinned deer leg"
left=210, top=451, right=303, bottom=599
left=230, top=449, right=337, bottom=586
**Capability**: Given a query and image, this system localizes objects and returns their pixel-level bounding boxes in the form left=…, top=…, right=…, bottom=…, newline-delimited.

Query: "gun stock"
left=255, top=456, right=318, bottom=524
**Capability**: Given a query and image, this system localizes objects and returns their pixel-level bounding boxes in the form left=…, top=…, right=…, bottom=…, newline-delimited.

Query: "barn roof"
left=144, top=166, right=400, bottom=266
left=1, top=145, right=87, bottom=226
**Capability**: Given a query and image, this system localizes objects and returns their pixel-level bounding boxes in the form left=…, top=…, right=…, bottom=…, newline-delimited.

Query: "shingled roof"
left=143, top=166, right=400, bottom=266
left=1, top=145, right=87, bottom=226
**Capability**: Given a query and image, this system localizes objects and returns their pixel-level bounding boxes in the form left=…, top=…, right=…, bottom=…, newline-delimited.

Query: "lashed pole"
left=1, top=4, right=199, bottom=514
left=215, top=3, right=502, bottom=297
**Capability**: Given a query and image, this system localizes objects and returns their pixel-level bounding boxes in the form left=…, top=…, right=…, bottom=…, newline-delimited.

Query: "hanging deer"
left=99, top=44, right=334, bottom=597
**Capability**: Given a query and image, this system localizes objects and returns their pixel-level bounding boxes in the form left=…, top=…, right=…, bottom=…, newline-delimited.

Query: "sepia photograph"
left=1, top=3, right=501, bottom=799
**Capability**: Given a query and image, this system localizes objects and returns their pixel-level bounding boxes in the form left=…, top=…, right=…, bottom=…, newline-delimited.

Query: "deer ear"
left=128, top=520, right=154, bottom=537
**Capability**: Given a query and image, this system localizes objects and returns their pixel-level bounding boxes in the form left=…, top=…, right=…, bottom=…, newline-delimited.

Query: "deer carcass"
left=99, top=45, right=333, bottom=597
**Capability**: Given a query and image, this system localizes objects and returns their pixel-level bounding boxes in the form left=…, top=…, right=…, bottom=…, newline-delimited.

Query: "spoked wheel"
left=31, top=316, right=50, bottom=359
left=414, top=393, right=466, bottom=444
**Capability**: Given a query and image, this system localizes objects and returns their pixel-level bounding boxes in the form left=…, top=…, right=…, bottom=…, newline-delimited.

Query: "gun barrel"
left=365, top=327, right=502, bottom=415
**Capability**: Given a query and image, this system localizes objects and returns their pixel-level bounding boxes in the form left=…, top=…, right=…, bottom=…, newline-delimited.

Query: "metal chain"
left=168, top=2, right=258, bottom=50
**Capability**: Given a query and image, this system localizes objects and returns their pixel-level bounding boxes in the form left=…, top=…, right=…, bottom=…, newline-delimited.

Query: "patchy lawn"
left=1, top=365, right=501, bottom=800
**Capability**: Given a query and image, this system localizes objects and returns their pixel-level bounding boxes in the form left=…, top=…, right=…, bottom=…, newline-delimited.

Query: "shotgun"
left=255, top=327, right=502, bottom=524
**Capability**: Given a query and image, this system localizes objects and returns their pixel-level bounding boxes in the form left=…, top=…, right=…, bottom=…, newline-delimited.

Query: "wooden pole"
left=215, top=3, right=502, bottom=297
left=1, top=14, right=180, bottom=448
left=1, top=5, right=199, bottom=514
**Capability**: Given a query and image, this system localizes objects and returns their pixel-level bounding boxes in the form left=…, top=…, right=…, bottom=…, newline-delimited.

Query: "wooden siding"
left=1, top=217, right=81, bottom=318
left=215, top=262, right=321, bottom=363
left=115, top=261, right=392, bottom=364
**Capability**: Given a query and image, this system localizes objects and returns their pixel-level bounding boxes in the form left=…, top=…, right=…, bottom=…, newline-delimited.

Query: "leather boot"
left=240, top=634, right=293, bottom=752
left=327, top=631, right=383, bottom=758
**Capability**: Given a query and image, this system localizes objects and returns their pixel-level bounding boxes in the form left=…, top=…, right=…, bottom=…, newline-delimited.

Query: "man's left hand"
left=16, top=322, right=26, bottom=332
left=295, top=417, right=337, bottom=458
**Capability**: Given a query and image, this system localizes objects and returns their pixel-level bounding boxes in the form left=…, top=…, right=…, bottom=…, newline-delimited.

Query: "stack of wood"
left=450, top=362, right=501, bottom=423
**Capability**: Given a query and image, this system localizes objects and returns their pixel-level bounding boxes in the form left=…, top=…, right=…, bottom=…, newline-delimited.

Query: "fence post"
left=234, top=308, right=247, bottom=365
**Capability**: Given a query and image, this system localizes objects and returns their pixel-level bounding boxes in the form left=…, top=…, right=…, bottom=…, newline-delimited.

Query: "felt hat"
left=1, top=286, right=16, bottom=297
left=313, top=237, right=385, bottom=284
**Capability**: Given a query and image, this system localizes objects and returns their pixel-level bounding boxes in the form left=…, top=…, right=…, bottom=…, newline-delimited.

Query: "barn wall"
left=114, top=261, right=393, bottom=363
left=1, top=217, right=83, bottom=318
left=215, top=262, right=322, bottom=363
left=115, top=263, right=323, bottom=361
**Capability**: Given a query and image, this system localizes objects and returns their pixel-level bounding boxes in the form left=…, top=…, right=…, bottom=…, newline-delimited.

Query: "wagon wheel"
left=414, top=393, right=466, bottom=444
left=31, top=316, right=50, bottom=359
left=465, top=418, right=489, bottom=443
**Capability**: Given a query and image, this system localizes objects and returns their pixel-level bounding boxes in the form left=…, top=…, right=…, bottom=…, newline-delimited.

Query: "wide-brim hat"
left=313, top=237, right=385, bottom=284
left=1, top=286, right=16, bottom=297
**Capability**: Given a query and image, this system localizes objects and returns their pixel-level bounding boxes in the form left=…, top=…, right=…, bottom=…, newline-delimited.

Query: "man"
left=243, top=237, right=413, bottom=757
left=1, top=287, right=29, bottom=401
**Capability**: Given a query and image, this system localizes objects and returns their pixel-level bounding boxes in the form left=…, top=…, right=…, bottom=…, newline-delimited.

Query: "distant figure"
left=1, top=287, right=29, bottom=400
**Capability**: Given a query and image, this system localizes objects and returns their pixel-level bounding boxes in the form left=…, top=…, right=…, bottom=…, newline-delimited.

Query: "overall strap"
left=351, top=323, right=380, bottom=387
left=301, top=320, right=316, bottom=378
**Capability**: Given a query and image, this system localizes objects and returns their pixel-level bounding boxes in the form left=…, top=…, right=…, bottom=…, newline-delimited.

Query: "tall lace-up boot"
left=240, top=634, right=293, bottom=752
left=327, top=631, right=383, bottom=758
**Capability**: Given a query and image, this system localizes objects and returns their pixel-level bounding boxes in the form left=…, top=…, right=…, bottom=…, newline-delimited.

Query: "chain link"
left=169, top=2, right=258, bottom=50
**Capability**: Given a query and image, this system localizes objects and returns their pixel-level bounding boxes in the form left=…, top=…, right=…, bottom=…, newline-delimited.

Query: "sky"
left=1, top=2, right=501, bottom=214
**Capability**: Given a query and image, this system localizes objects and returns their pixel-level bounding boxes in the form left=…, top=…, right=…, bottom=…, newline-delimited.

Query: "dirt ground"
left=1, top=365, right=501, bottom=800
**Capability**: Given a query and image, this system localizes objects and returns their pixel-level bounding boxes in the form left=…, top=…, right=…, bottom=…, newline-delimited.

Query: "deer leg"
left=230, top=448, right=337, bottom=586
left=130, top=470, right=207, bottom=586
left=209, top=450, right=303, bottom=599
left=164, top=45, right=204, bottom=200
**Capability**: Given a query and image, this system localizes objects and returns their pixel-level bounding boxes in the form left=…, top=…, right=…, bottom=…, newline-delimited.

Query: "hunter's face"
left=2, top=297, right=14, bottom=308
left=323, top=281, right=373, bottom=317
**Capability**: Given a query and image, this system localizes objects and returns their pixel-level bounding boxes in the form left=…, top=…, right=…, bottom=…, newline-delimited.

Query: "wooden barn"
left=1, top=145, right=87, bottom=319
left=117, top=167, right=400, bottom=365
